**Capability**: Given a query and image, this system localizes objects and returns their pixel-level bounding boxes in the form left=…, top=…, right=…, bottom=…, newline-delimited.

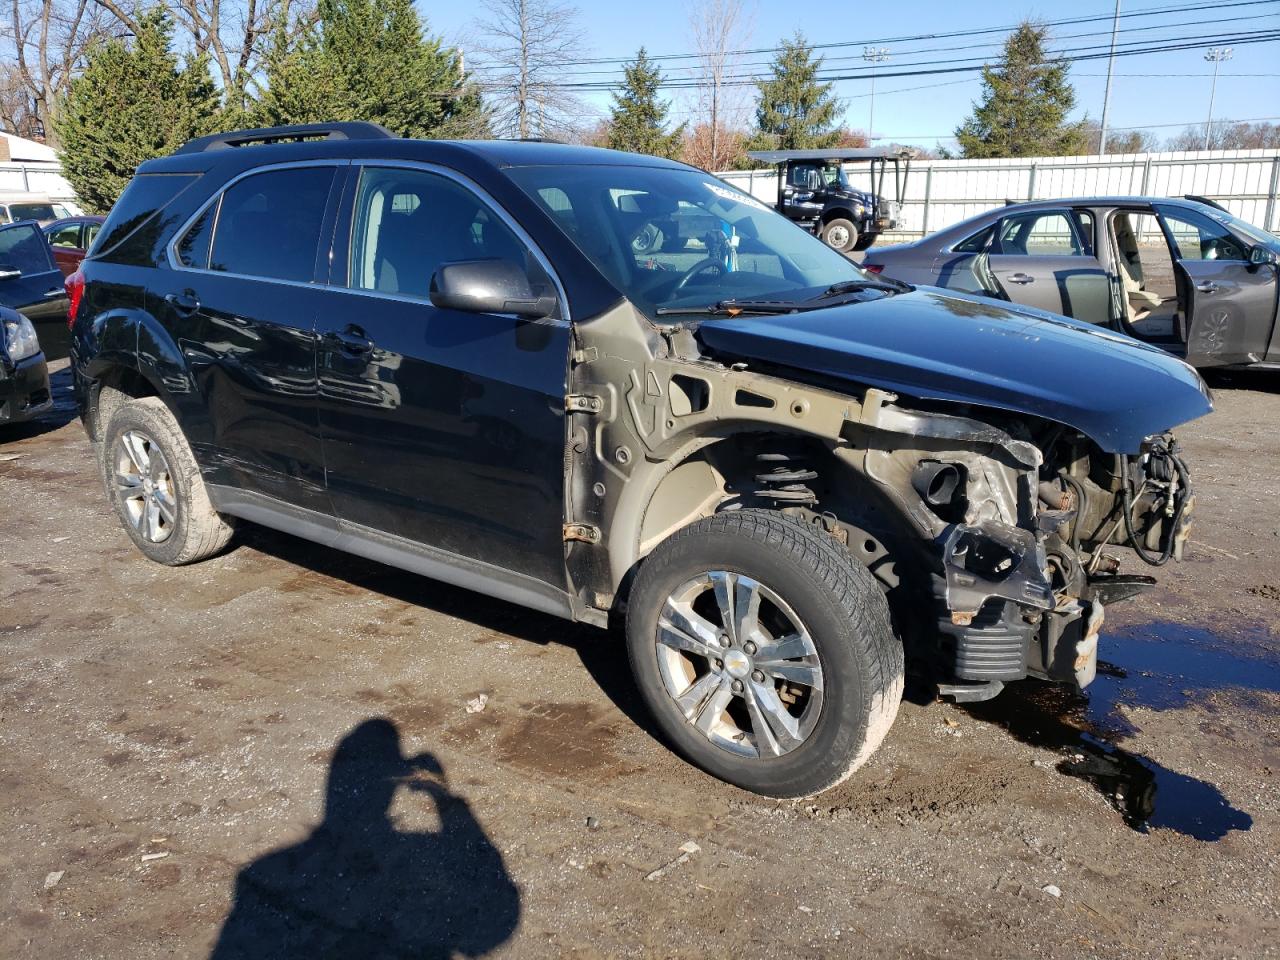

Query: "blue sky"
left=423, top=0, right=1280, bottom=149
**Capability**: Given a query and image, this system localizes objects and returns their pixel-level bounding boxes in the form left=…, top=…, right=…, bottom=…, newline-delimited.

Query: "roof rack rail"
left=174, top=122, right=395, bottom=155
left=1183, top=194, right=1229, bottom=212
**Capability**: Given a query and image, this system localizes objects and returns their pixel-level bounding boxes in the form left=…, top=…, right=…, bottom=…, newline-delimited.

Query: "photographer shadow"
left=210, top=718, right=520, bottom=960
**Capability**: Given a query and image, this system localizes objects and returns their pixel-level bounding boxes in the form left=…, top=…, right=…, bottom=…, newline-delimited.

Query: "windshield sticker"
left=704, top=181, right=769, bottom=211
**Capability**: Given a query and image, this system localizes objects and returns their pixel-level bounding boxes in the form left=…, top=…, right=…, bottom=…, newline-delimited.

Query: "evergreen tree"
left=749, top=34, right=841, bottom=153
left=955, top=22, right=1087, bottom=158
left=53, top=11, right=220, bottom=213
left=605, top=48, right=684, bottom=158
left=253, top=0, right=487, bottom=139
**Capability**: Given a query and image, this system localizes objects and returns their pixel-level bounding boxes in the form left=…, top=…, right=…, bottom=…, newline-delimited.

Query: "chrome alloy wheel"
left=112, top=430, right=177, bottom=543
left=656, top=571, right=824, bottom=758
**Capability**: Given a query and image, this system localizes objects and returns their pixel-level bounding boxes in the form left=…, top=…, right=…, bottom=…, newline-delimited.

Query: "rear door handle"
left=164, top=291, right=200, bottom=315
left=331, top=325, right=374, bottom=356
left=43, top=288, right=65, bottom=298
left=1195, top=281, right=1219, bottom=294
left=1007, top=272, right=1035, bottom=284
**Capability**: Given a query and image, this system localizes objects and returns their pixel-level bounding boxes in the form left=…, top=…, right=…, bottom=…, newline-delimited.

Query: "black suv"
left=72, top=123, right=1211, bottom=797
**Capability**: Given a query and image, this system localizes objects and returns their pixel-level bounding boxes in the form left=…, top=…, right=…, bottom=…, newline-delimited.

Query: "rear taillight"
left=862, top=263, right=884, bottom=275
left=65, top=269, right=84, bottom=328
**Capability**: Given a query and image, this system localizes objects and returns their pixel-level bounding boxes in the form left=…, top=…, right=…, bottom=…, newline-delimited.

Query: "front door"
left=153, top=163, right=340, bottom=513
left=315, top=164, right=573, bottom=588
left=986, top=208, right=1111, bottom=324
left=1154, top=204, right=1278, bottom=367
left=0, top=221, right=70, bottom=359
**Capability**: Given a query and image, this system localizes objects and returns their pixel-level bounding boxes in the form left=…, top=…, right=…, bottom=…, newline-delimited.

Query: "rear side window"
left=204, top=167, right=335, bottom=282
left=93, top=174, right=199, bottom=261
left=0, top=222, right=55, bottom=274
left=953, top=224, right=993, bottom=253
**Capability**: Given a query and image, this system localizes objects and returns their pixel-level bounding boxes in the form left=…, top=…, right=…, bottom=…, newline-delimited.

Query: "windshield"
left=507, top=164, right=875, bottom=318
left=8, top=202, right=57, bottom=223
left=1215, top=210, right=1280, bottom=251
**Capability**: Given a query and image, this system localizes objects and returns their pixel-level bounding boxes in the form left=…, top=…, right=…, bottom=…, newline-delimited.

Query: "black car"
left=0, top=220, right=62, bottom=426
left=71, top=123, right=1211, bottom=798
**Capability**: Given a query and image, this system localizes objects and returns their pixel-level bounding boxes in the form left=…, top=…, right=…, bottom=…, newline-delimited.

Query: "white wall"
left=717, top=148, right=1280, bottom=241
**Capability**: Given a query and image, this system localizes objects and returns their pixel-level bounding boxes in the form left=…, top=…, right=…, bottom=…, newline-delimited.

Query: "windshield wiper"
left=654, top=301, right=805, bottom=317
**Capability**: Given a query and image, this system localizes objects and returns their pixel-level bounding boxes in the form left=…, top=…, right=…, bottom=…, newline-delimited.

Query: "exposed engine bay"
left=562, top=301, right=1198, bottom=703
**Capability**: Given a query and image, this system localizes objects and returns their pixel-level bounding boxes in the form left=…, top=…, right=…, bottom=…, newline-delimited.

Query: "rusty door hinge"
left=563, top=522, right=602, bottom=544
left=565, top=393, right=603, bottom=414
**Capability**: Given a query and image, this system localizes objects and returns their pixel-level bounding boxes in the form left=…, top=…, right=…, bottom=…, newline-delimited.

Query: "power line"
left=465, top=0, right=1280, bottom=73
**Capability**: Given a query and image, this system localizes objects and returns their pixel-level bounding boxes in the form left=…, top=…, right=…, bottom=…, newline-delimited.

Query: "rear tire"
left=626, top=509, right=903, bottom=797
left=101, top=397, right=235, bottom=566
left=821, top=218, right=858, bottom=253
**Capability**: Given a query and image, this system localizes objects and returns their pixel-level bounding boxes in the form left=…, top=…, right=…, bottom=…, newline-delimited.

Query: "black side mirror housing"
left=429, top=259, right=557, bottom=320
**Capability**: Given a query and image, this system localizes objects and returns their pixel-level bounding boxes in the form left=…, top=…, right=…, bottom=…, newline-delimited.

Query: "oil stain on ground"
left=965, top=620, right=1280, bottom=841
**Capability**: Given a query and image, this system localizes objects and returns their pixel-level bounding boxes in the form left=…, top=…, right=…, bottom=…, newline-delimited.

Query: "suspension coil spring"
left=754, top=452, right=818, bottom=506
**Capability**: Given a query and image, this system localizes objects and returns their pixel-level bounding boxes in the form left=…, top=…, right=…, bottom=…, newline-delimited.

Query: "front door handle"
left=43, top=287, right=65, bottom=298
left=1195, top=281, right=1219, bottom=294
left=331, top=325, right=374, bottom=356
left=1007, top=272, right=1035, bottom=284
left=164, top=291, right=200, bottom=315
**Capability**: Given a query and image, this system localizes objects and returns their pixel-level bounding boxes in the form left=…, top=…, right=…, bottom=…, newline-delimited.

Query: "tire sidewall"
left=626, top=518, right=879, bottom=797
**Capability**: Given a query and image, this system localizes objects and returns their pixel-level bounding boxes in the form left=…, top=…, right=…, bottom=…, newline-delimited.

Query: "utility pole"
left=862, top=46, right=890, bottom=142
left=1098, top=0, right=1121, bottom=154
left=1203, top=47, right=1233, bottom=150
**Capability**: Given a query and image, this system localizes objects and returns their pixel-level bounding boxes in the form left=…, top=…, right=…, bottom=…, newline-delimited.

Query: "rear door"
left=155, top=162, right=342, bottom=514
left=986, top=208, right=1111, bottom=324
left=1154, top=203, right=1278, bottom=367
left=45, top=221, right=86, bottom=277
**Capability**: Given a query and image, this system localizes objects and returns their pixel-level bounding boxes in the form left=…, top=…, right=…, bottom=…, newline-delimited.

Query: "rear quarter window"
left=91, top=174, right=200, bottom=264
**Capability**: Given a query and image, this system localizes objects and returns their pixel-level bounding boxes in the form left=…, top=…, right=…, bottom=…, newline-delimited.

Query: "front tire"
left=101, top=396, right=235, bottom=565
left=626, top=510, right=903, bottom=797
left=821, top=217, right=858, bottom=253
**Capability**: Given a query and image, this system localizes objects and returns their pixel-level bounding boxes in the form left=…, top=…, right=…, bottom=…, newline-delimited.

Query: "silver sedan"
left=862, top=196, right=1280, bottom=370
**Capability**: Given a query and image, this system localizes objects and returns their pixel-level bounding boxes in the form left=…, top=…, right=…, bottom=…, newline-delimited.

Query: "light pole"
left=863, top=46, right=890, bottom=143
left=1203, top=47, right=1233, bottom=150
left=1098, top=0, right=1121, bottom=154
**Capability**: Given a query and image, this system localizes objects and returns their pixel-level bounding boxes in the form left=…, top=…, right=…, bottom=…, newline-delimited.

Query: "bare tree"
left=1, top=0, right=115, bottom=145
left=1167, top=120, right=1280, bottom=152
left=686, top=0, right=752, bottom=170
left=87, top=0, right=314, bottom=106
left=473, top=0, right=584, bottom=140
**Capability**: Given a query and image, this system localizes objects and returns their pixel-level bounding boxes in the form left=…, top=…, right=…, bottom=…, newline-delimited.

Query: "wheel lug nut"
left=744, top=641, right=757, bottom=655
left=719, top=634, right=731, bottom=648
left=751, top=670, right=765, bottom=683
left=731, top=679, right=743, bottom=693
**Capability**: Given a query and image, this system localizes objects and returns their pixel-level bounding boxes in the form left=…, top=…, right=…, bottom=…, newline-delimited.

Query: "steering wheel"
left=673, top=258, right=726, bottom=292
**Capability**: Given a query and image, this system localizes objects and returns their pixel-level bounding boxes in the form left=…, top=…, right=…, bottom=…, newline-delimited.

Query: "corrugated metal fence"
left=717, top=148, right=1280, bottom=242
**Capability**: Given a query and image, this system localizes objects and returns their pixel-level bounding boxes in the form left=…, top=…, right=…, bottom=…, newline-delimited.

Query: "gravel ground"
left=1, top=361, right=1278, bottom=959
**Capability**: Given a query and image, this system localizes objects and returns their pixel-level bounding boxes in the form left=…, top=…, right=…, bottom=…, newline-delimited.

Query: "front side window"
left=508, top=164, right=874, bottom=318
left=46, top=223, right=83, bottom=248
left=348, top=166, right=552, bottom=305
left=0, top=222, right=55, bottom=275
left=195, top=166, right=335, bottom=281
left=1156, top=206, right=1248, bottom=262
left=997, top=211, right=1085, bottom=257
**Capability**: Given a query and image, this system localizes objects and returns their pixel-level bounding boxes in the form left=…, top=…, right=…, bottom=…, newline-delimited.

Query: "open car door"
left=1154, top=203, right=1279, bottom=368
left=0, top=221, right=70, bottom=360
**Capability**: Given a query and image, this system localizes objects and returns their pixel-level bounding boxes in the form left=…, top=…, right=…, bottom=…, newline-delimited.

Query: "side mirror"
left=429, top=259, right=557, bottom=320
left=1249, top=245, right=1278, bottom=266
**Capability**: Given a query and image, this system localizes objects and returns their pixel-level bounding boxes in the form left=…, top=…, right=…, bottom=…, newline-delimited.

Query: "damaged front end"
left=894, top=409, right=1195, bottom=703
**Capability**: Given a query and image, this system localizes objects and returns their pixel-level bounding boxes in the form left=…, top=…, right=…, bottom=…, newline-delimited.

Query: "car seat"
left=1112, top=214, right=1163, bottom=323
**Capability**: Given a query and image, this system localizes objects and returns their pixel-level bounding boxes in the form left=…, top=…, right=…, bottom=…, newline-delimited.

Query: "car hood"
left=696, top=287, right=1212, bottom=453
